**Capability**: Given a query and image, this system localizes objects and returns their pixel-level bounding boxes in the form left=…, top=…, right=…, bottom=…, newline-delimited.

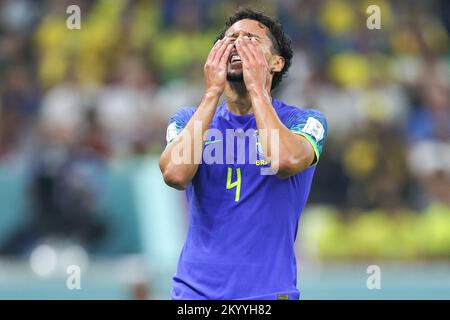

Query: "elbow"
left=160, top=162, right=189, bottom=190
left=273, top=155, right=308, bottom=179
left=159, top=152, right=190, bottom=190
left=162, top=170, right=189, bottom=190
left=274, top=160, right=296, bottom=179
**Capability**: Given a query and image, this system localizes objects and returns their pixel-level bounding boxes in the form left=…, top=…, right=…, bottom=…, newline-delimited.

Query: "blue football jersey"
left=166, top=98, right=327, bottom=300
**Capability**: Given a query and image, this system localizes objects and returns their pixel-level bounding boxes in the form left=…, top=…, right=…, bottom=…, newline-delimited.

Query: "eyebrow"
left=226, top=31, right=262, bottom=39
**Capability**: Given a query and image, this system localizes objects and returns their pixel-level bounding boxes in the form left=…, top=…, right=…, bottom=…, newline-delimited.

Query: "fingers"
left=207, top=38, right=224, bottom=64
left=249, top=38, right=265, bottom=61
left=235, top=37, right=253, bottom=65
left=218, top=41, right=234, bottom=66
left=212, top=37, right=233, bottom=64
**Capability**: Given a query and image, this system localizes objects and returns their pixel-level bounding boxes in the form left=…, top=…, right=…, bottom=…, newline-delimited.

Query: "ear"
left=270, top=55, right=285, bottom=74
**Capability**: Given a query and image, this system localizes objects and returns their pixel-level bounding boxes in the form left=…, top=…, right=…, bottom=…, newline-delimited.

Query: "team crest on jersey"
left=254, top=130, right=264, bottom=156
left=254, top=130, right=268, bottom=166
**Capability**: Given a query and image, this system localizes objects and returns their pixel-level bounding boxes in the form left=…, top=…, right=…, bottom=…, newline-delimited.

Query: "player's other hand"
left=235, top=36, right=271, bottom=95
left=204, top=37, right=234, bottom=96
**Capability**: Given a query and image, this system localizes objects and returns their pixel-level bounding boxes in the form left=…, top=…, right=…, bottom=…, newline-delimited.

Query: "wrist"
left=200, top=89, right=221, bottom=110
left=249, top=86, right=271, bottom=102
left=204, top=87, right=223, bottom=99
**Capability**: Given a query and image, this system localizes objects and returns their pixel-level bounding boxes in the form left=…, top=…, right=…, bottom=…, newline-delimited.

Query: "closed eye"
left=226, top=32, right=262, bottom=41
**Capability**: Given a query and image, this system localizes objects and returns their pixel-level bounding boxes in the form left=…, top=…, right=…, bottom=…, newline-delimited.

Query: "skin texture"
left=160, top=19, right=315, bottom=189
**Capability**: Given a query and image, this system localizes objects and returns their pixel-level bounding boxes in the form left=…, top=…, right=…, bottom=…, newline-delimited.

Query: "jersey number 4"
left=226, top=167, right=241, bottom=202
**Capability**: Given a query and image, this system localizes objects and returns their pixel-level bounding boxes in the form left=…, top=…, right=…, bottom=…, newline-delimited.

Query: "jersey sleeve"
left=166, top=107, right=196, bottom=143
left=285, top=108, right=328, bottom=166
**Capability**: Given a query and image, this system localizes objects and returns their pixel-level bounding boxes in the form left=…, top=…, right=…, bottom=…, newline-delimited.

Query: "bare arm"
left=250, top=91, right=315, bottom=178
left=236, top=37, right=315, bottom=178
left=159, top=37, right=234, bottom=190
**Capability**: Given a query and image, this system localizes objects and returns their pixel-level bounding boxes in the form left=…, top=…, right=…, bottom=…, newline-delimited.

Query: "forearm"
left=250, top=90, right=313, bottom=177
left=159, top=91, right=220, bottom=189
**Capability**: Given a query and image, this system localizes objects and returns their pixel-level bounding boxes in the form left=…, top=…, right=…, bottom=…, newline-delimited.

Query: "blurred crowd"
left=0, top=0, right=449, bottom=256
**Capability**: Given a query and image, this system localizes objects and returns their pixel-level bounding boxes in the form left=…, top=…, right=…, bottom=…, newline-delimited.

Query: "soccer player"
left=159, top=8, right=327, bottom=300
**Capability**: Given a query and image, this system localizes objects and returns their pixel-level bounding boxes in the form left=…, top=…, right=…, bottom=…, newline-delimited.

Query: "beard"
left=227, top=70, right=244, bottom=83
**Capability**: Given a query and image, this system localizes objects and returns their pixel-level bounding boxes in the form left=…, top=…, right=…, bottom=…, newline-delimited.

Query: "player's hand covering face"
left=235, top=36, right=271, bottom=93
left=204, top=37, right=234, bottom=95
left=223, top=19, right=284, bottom=92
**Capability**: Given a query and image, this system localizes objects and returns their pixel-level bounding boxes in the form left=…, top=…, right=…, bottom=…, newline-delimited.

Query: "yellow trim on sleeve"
left=291, top=131, right=320, bottom=167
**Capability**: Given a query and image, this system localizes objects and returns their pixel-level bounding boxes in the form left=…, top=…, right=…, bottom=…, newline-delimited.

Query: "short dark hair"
left=216, top=8, right=293, bottom=90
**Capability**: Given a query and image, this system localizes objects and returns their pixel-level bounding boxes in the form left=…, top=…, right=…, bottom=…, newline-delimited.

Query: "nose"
left=229, top=34, right=245, bottom=49
left=234, top=33, right=247, bottom=42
